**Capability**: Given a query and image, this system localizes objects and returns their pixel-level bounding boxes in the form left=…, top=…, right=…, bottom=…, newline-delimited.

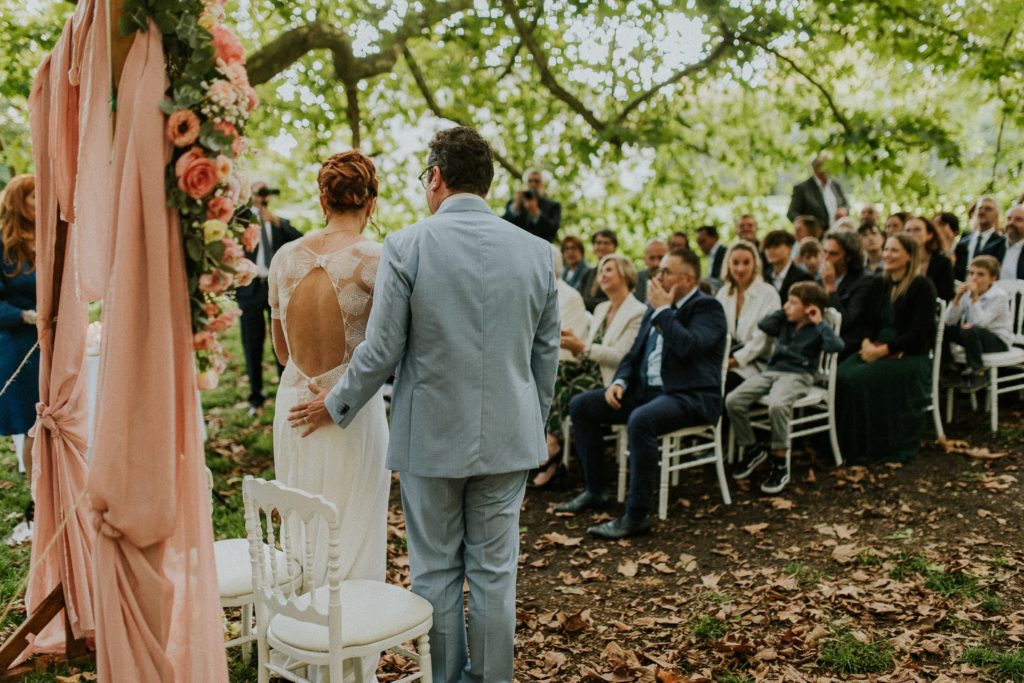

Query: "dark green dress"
left=836, top=276, right=936, bottom=464
left=547, top=321, right=604, bottom=437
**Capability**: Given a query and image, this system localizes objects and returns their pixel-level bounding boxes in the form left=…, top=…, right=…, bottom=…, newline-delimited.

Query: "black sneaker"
left=960, top=368, right=988, bottom=391
left=732, top=445, right=768, bottom=480
left=759, top=460, right=790, bottom=494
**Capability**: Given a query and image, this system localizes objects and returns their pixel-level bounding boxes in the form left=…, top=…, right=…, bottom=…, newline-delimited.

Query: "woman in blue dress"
left=1, top=174, right=39, bottom=475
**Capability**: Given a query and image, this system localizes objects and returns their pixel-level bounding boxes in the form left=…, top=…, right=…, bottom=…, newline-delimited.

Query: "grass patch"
left=783, top=561, right=826, bottom=587
left=817, top=626, right=894, bottom=675
left=887, top=552, right=936, bottom=580
left=704, top=591, right=733, bottom=605
left=718, top=672, right=754, bottom=683
left=961, top=646, right=1024, bottom=682
left=691, top=615, right=728, bottom=642
left=925, top=570, right=980, bottom=598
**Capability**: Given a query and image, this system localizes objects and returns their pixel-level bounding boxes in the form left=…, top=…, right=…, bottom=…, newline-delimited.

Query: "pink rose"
left=166, top=109, right=200, bottom=147
left=199, top=270, right=233, bottom=294
left=233, top=258, right=258, bottom=287
left=207, top=309, right=240, bottom=333
left=245, top=86, right=259, bottom=111
left=242, top=224, right=260, bottom=252
left=197, top=369, right=220, bottom=390
left=206, top=195, right=234, bottom=222
left=213, top=119, right=237, bottom=140
left=218, top=61, right=250, bottom=90
left=203, top=301, right=220, bottom=318
left=215, top=154, right=232, bottom=181
left=178, top=154, right=219, bottom=200
left=232, top=135, right=249, bottom=157
left=193, top=330, right=217, bottom=351
left=175, top=146, right=205, bottom=178
left=211, top=26, right=245, bottom=65
left=221, top=236, right=244, bottom=265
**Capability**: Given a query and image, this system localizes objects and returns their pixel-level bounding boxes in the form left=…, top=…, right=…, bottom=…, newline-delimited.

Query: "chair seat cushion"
left=215, top=539, right=290, bottom=600
left=267, top=580, right=433, bottom=652
left=759, top=385, right=827, bottom=408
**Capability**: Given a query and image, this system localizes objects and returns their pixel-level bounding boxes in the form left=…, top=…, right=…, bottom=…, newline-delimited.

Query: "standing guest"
left=716, top=241, right=779, bottom=393
left=0, top=175, right=39, bottom=476
left=735, top=214, right=760, bottom=245
left=763, top=230, right=814, bottom=300
left=944, top=256, right=1012, bottom=389
left=884, top=211, right=909, bottom=237
left=934, top=212, right=960, bottom=262
left=635, top=238, right=668, bottom=303
left=726, top=282, right=844, bottom=493
left=984, top=204, right=1024, bottom=280
left=860, top=204, right=879, bottom=226
left=858, top=222, right=885, bottom=273
left=836, top=234, right=938, bottom=465
left=238, top=181, right=302, bottom=414
left=793, top=215, right=824, bottom=244
left=560, top=235, right=592, bottom=290
left=795, top=237, right=823, bottom=277
left=667, top=231, right=689, bottom=253
left=695, top=225, right=727, bottom=283
left=578, top=228, right=618, bottom=312
left=954, top=197, right=1002, bottom=281
left=822, top=230, right=883, bottom=359
left=787, top=152, right=849, bottom=229
left=502, top=168, right=562, bottom=242
left=904, top=216, right=955, bottom=301
left=556, top=249, right=727, bottom=539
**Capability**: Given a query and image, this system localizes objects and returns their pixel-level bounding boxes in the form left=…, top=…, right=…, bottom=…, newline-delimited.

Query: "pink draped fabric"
left=21, top=3, right=99, bottom=659
left=81, top=16, right=228, bottom=683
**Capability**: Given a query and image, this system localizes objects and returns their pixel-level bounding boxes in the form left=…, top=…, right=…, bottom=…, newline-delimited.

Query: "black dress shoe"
left=554, top=490, right=614, bottom=513
left=587, top=512, right=652, bottom=539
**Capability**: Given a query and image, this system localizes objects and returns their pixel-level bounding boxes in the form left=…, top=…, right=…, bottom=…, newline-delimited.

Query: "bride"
left=268, top=150, right=388, bottom=682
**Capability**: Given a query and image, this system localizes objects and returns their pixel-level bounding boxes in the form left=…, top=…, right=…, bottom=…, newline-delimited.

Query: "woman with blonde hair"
left=715, top=240, right=779, bottom=388
left=0, top=175, right=39, bottom=476
left=836, top=233, right=937, bottom=465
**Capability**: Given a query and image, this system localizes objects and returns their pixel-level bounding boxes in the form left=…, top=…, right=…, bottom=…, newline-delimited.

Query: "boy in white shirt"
left=944, top=255, right=1013, bottom=389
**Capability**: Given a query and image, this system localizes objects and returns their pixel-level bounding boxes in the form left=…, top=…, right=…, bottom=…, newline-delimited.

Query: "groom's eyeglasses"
left=418, top=166, right=435, bottom=189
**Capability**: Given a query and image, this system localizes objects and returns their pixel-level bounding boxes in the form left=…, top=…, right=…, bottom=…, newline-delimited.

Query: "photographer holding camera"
left=502, top=168, right=562, bottom=242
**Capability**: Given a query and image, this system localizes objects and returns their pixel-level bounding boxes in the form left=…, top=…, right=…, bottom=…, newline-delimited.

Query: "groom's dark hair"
left=427, top=126, right=494, bottom=196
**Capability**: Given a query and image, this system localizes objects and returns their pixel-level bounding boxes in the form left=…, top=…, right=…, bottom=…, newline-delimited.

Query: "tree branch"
left=402, top=46, right=523, bottom=179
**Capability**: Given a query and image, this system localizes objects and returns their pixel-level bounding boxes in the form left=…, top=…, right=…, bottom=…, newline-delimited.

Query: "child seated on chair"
left=944, top=255, right=1012, bottom=390
left=725, top=281, right=844, bottom=494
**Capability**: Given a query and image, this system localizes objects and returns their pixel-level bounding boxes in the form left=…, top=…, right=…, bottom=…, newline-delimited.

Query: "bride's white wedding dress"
left=269, top=238, right=389, bottom=683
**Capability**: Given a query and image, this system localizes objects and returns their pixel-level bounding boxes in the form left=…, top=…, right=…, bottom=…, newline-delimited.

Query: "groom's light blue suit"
left=325, top=194, right=560, bottom=683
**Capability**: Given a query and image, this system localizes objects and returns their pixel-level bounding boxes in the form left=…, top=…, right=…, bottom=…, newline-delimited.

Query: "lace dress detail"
left=269, top=239, right=382, bottom=399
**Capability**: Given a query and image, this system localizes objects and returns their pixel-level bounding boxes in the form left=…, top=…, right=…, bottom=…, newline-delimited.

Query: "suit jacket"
left=978, top=235, right=1024, bottom=279
left=954, top=231, right=1004, bottom=281
left=635, top=269, right=655, bottom=303
left=502, top=196, right=562, bottom=242
left=577, top=266, right=609, bottom=312
left=612, top=290, right=727, bottom=425
left=325, top=194, right=560, bottom=477
left=235, top=212, right=302, bottom=308
left=766, top=262, right=815, bottom=301
left=926, top=252, right=955, bottom=302
left=825, top=268, right=883, bottom=359
left=583, top=293, right=647, bottom=385
left=563, top=261, right=592, bottom=290
left=786, top=176, right=849, bottom=228
left=707, top=243, right=727, bottom=282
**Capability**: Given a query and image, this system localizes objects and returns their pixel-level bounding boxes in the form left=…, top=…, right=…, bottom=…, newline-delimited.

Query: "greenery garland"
left=122, top=0, right=259, bottom=389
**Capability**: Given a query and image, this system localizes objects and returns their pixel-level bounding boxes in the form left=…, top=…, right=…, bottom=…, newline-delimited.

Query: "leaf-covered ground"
left=1, top=326, right=1022, bottom=681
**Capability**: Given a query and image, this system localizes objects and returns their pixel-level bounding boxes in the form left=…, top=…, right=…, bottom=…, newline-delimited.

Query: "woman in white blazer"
left=715, top=240, right=781, bottom=389
left=533, top=253, right=645, bottom=487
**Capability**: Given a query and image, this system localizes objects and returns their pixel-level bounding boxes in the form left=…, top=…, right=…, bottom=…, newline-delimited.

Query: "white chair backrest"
left=817, top=307, right=843, bottom=383
left=243, top=477, right=341, bottom=629
left=997, top=280, right=1024, bottom=338
left=930, top=297, right=946, bottom=393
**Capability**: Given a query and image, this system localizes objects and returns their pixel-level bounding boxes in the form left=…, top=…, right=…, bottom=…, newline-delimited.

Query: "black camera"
left=255, top=187, right=281, bottom=198
left=523, top=189, right=535, bottom=200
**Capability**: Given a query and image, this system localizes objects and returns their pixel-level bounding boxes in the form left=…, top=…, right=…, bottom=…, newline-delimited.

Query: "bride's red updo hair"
left=318, top=150, right=378, bottom=213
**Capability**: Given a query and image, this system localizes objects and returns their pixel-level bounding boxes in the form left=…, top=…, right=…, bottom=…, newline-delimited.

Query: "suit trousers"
left=944, top=325, right=1008, bottom=370
left=400, top=470, right=528, bottom=683
left=725, top=370, right=813, bottom=451
left=239, top=278, right=284, bottom=407
left=568, top=386, right=705, bottom=516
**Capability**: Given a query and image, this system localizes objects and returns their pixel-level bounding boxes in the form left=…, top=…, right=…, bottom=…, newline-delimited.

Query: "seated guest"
left=696, top=225, right=727, bottom=283
left=795, top=237, right=823, bottom=277
left=763, top=230, right=814, bottom=300
left=793, top=215, right=824, bottom=244
left=556, top=254, right=646, bottom=486
left=533, top=246, right=593, bottom=487
left=716, top=241, right=779, bottom=389
left=555, top=249, right=727, bottom=539
left=934, top=212, right=960, bottom=263
left=954, top=197, right=1002, bottom=282
left=560, top=235, right=592, bottom=290
left=668, top=231, right=689, bottom=253
left=502, top=168, right=561, bottom=241
left=577, top=229, right=618, bottom=312
left=884, top=211, right=909, bottom=237
left=635, top=238, right=668, bottom=303
left=821, top=230, right=883, bottom=360
left=905, top=216, right=955, bottom=301
left=944, top=256, right=1013, bottom=390
left=858, top=222, right=885, bottom=274
left=986, top=204, right=1024, bottom=280
left=836, top=234, right=938, bottom=465
left=726, top=282, right=844, bottom=493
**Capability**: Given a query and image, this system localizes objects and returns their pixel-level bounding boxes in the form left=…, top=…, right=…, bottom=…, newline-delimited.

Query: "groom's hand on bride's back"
left=288, top=382, right=333, bottom=437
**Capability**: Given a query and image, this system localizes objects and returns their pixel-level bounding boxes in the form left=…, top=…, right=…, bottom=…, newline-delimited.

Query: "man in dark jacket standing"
left=787, top=153, right=849, bottom=231
left=502, top=168, right=562, bottom=242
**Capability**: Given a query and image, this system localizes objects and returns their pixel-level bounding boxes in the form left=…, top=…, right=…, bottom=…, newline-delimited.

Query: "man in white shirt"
left=944, top=255, right=1013, bottom=389
left=954, top=196, right=1003, bottom=281
left=787, top=152, right=849, bottom=230
left=991, top=204, right=1024, bottom=281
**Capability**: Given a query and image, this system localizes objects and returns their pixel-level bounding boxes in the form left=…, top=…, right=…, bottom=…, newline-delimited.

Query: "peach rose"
left=242, top=224, right=260, bottom=252
left=199, top=270, right=233, bottom=294
left=215, top=154, right=232, bottom=181
left=197, top=369, right=220, bottom=390
left=206, top=195, right=234, bottom=222
left=207, top=308, right=240, bottom=333
left=175, top=146, right=205, bottom=178
left=166, top=109, right=200, bottom=147
left=233, top=258, right=258, bottom=287
left=193, top=330, right=217, bottom=351
left=221, top=236, right=245, bottom=265
left=218, top=61, right=250, bottom=90
left=211, top=26, right=245, bottom=65
left=178, top=153, right=219, bottom=200
left=203, top=301, right=220, bottom=318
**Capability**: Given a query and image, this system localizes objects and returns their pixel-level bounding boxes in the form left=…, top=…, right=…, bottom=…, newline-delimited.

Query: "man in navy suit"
left=986, top=204, right=1024, bottom=280
left=556, top=249, right=727, bottom=538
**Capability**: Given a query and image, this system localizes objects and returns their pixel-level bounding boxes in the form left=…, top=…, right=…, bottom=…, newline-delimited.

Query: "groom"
left=289, top=126, right=560, bottom=682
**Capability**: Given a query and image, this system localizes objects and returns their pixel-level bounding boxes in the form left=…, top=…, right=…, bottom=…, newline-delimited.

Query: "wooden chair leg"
left=418, top=634, right=432, bottom=682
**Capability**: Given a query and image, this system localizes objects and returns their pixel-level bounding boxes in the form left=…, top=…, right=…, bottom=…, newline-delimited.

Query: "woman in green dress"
left=836, top=233, right=938, bottom=464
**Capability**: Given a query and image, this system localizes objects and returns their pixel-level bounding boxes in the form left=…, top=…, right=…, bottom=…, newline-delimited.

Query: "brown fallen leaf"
left=700, top=573, right=721, bottom=588
left=831, top=543, right=860, bottom=564
left=563, top=608, right=592, bottom=633
left=618, top=559, right=639, bottom=577
left=742, top=523, right=769, bottom=535
left=543, top=532, right=583, bottom=547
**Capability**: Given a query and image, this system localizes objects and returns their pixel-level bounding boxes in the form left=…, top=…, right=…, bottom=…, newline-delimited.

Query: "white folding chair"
left=243, top=477, right=433, bottom=683
left=614, top=337, right=733, bottom=519
left=926, top=298, right=947, bottom=441
left=945, top=281, right=1024, bottom=433
left=728, top=308, right=844, bottom=469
